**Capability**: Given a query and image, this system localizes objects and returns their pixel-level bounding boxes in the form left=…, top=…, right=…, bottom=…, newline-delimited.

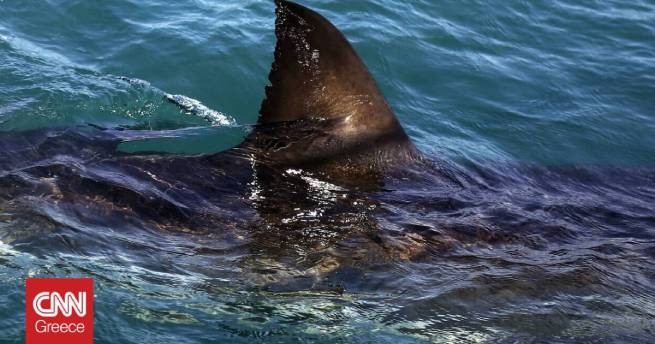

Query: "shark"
left=0, top=0, right=431, bottom=286
left=0, top=1, right=653, bottom=294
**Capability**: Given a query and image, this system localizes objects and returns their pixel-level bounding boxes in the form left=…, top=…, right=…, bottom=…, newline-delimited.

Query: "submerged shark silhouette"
left=0, top=1, right=429, bottom=286
left=1, top=1, right=653, bottom=294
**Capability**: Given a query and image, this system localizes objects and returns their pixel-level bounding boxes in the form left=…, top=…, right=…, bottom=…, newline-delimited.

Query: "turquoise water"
left=1, top=0, right=655, bottom=343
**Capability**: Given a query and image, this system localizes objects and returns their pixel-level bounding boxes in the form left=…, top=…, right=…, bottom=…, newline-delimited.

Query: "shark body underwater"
left=0, top=0, right=653, bottom=295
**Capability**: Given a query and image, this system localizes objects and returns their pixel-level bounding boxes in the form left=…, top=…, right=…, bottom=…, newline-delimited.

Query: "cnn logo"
left=25, top=278, right=93, bottom=344
left=33, top=291, right=87, bottom=317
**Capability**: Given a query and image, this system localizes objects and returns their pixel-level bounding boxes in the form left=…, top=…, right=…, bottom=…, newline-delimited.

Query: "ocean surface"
left=1, top=0, right=654, bottom=343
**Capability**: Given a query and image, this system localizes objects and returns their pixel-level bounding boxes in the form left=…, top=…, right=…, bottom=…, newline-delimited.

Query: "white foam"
left=117, top=76, right=235, bottom=127
left=0, top=239, right=20, bottom=256
left=119, top=76, right=151, bottom=87
left=165, top=94, right=235, bottom=126
left=285, top=168, right=303, bottom=176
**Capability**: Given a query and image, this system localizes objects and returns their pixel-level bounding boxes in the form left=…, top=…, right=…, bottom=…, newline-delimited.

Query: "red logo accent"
left=25, top=278, right=94, bottom=344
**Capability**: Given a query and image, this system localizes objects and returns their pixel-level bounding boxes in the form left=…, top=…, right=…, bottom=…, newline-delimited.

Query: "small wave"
left=165, top=94, right=235, bottom=126
left=118, top=76, right=151, bottom=88
left=118, top=76, right=235, bottom=126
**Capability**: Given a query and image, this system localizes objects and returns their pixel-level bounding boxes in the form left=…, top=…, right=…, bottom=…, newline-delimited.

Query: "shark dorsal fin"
left=258, top=1, right=409, bottom=142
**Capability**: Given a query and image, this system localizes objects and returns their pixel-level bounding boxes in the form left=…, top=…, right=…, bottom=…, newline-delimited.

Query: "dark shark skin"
left=1, top=1, right=653, bottom=293
left=243, top=1, right=418, bottom=171
left=236, top=1, right=421, bottom=191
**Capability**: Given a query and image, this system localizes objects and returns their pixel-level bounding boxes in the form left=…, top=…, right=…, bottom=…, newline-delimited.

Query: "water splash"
left=165, top=94, right=235, bottom=126
left=119, top=76, right=236, bottom=127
